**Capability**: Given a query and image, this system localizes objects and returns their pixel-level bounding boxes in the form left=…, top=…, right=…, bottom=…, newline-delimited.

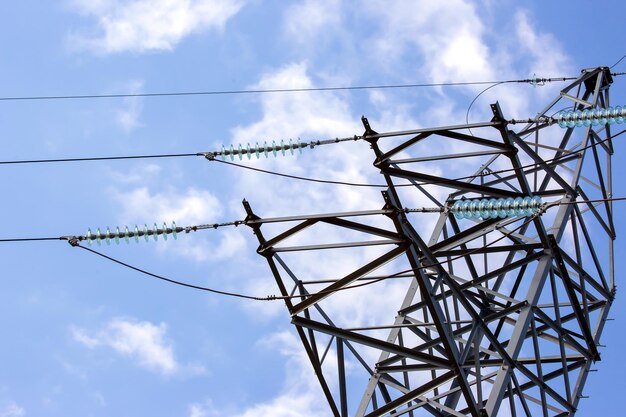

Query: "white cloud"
left=362, top=0, right=494, bottom=83
left=356, top=1, right=571, bottom=123
left=226, top=62, right=396, bottom=317
left=68, top=0, right=243, bottom=53
left=212, top=4, right=578, bottom=415
left=112, top=186, right=222, bottom=225
left=283, top=0, right=342, bottom=46
left=110, top=186, right=246, bottom=261
left=107, top=164, right=162, bottom=184
left=0, top=403, right=25, bottom=417
left=116, top=80, right=144, bottom=132
left=189, top=331, right=330, bottom=417
left=71, top=318, right=179, bottom=375
left=514, top=10, right=571, bottom=77
left=232, top=62, right=358, bottom=141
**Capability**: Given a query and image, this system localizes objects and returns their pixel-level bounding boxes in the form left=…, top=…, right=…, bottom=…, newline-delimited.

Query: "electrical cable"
left=465, top=81, right=510, bottom=136
left=204, top=195, right=626, bottom=301
left=0, top=76, right=577, bottom=103
left=0, top=237, right=66, bottom=243
left=213, top=158, right=389, bottom=188
left=210, top=128, right=624, bottom=189
left=4, top=122, right=616, bottom=193
left=2, top=115, right=622, bottom=180
left=76, top=245, right=273, bottom=301
left=0, top=152, right=202, bottom=165
left=65, top=199, right=556, bottom=301
left=610, top=53, right=626, bottom=69
left=2, top=197, right=623, bottom=302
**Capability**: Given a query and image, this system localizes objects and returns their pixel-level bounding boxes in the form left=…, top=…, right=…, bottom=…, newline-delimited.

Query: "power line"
left=610, top=53, right=626, bottom=69
left=0, top=76, right=576, bottom=103
left=69, top=197, right=601, bottom=301
left=2, top=196, right=623, bottom=244
left=0, top=152, right=202, bottom=166
left=76, top=245, right=273, bottom=301
left=465, top=81, right=509, bottom=135
left=0, top=237, right=66, bottom=243
left=213, top=158, right=389, bottom=188
left=2, top=124, right=622, bottom=192
left=0, top=197, right=621, bottom=301
left=210, top=129, right=624, bottom=188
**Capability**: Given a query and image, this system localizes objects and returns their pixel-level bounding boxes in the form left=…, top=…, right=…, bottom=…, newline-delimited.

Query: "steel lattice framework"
left=243, top=67, right=617, bottom=417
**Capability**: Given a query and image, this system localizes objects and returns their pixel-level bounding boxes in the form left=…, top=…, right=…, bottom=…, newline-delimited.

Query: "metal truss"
left=243, top=67, right=616, bottom=416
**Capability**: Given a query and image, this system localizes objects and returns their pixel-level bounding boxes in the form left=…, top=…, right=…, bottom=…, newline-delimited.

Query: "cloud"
left=189, top=331, right=330, bottom=417
left=71, top=318, right=179, bottom=375
left=107, top=164, right=162, bottom=184
left=0, top=403, right=25, bottom=417
left=110, top=186, right=246, bottom=261
left=68, top=0, right=243, bottom=53
left=116, top=80, right=144, bottom=132
left=212, top=3, right=577, bottom=415
left=514, top=9, right=571, bottom=77
left=283, top=0, right=342, bottom=46
left=112, top=186, right=223, bottom=225
left=361, top=0, right=493, bottom=83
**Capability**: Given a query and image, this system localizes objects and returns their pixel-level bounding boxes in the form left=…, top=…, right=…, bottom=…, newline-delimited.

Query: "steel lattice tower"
left=243, top=67, right=616, bottom=416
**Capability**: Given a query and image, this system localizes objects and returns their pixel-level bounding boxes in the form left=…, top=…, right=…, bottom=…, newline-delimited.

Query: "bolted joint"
left=66, top=236, right=81, bottom=247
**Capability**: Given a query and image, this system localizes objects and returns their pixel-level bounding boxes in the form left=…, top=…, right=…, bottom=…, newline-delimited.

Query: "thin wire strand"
left=0, top=152, right=202, bottom=165
left=2, top=119, right=622, bottom=183
left=610, top=53, right=626, bottom=69
left=76, top=245, right=271, bottom=301
left=213, top=158, right=389, bottom=188
left=210, top=128, right=625, bottom=189
left=5, top=197, right=622, bottom=302
left=183, top=195, right=626, bottom=301
left=0, top=77, right=575, bottom=103
left=0, top=237, right=65, bottom=243
left=71, top=201, right=552, bottom=301
left=466, top=81, right=509, bottom=136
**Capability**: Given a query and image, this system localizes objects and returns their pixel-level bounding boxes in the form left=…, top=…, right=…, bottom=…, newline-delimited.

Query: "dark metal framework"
left=243, top=67, right=616, bottom=416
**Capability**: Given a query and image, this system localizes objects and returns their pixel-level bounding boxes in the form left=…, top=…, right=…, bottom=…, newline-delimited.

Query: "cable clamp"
left=65, top=236, right=81, bottom=247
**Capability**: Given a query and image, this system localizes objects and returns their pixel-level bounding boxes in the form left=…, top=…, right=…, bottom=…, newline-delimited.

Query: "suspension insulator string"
left=450, top=196, right=543, bottom=220
left=553, top=106, right=626, bottom=128
left=84, top=221, right=181, bottom=246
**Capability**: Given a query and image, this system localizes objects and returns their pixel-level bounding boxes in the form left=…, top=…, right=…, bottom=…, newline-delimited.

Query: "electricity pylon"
left=243, top=67, right=616, bottom=417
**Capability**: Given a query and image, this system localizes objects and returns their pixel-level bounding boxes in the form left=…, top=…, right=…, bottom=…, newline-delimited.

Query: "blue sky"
left=0, top=1, right=625, bottom=416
